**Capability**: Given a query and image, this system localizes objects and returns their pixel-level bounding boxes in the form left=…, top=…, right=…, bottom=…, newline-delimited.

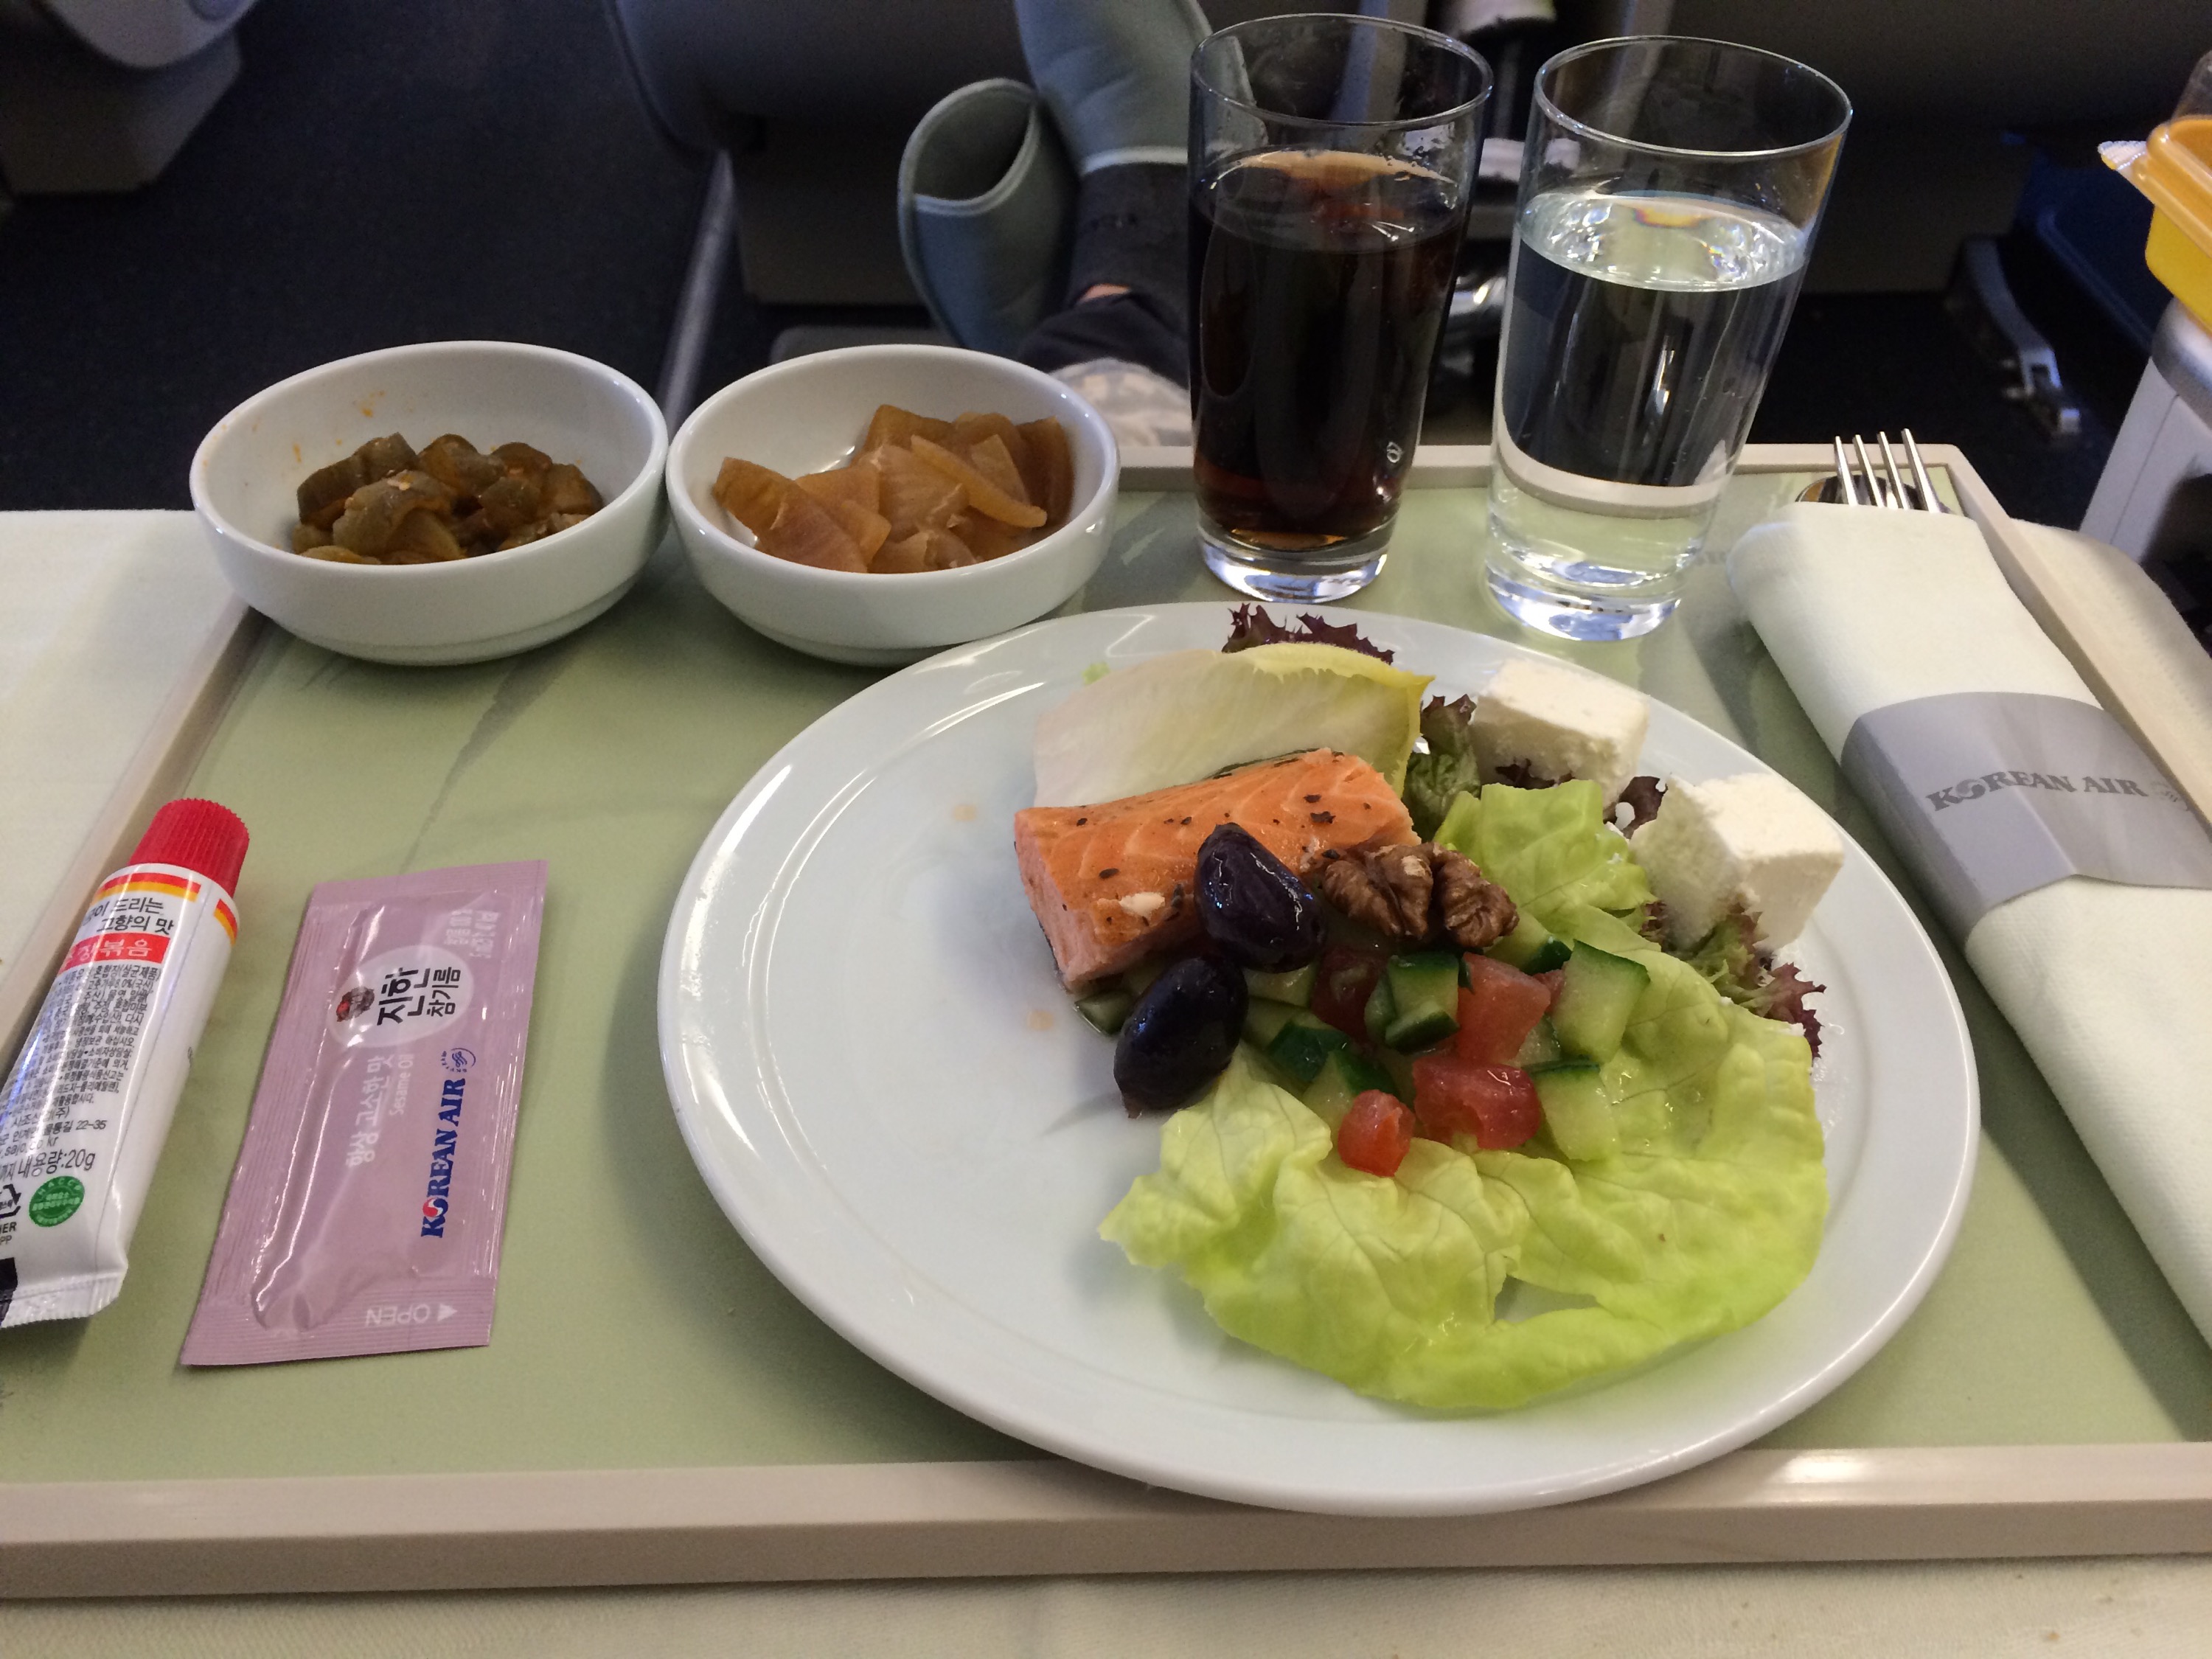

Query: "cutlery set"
left=1799, top=431, right=1946, bottom=512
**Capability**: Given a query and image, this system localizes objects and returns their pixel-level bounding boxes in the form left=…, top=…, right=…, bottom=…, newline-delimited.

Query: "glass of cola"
left=1189, top=15, right=1490, bottom=602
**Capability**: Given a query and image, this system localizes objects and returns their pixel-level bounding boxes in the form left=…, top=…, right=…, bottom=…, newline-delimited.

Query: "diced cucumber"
left=1512, top=1015, right=1564, bottom=1069
left=1074, top=989, right=1132, bottom=1034
left=1524, top=937, right=1573, bottom=973
left=1551, top=942, right=1649, bottom=1062
left=1382, top=951, right=1461, bottom=1051
left=1242, top=997, right=1302, bottom=1048
left=1530, top=1062, right=1619, bottom=1161
left=1301, top=1048, right=1396, bottom=1128
left=1486, top=912, right=1572, bottom=974
left=1375, top=1044, right=1419, bottom=1105
left=1243, top=961, right=1317, bottom=1007
left=1363, top=973, right=1396, bottom=1045
left=1124, top=958, right=1167, bottom=997
left=1265, top=1012, right=1352, bottom=1085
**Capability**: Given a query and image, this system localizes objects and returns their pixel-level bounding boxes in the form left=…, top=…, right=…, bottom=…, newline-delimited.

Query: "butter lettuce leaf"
left=1099, top=952, right=1826, bottom=1411
left=1101, top=1049, right=1528, bottom=1396
left=1432, top=780, right=1652, bottom=932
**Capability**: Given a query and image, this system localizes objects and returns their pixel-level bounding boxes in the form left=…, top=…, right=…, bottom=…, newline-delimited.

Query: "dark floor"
left=0, top=0, right=2152, bottom=529
left=0, top=0, right=709, bottom=512
left=1753, top=232, right=2143, bottom=529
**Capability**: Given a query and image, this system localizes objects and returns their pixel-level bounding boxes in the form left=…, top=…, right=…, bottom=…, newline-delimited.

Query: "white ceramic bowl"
left=192, top=341, right=668, bottom=665
left=667, top=344, right=1119, bottom=665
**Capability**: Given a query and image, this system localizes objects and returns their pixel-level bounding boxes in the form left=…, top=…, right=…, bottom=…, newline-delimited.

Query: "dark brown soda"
left=1190, top=150, right=1464, bottom=549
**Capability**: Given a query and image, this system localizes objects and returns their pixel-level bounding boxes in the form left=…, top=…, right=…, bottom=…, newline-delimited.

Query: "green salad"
left=1098, top=755, right=1829, bottom=1411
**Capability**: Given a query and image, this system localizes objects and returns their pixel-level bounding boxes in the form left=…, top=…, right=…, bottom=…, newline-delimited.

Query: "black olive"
left=1195, top=824, right=1325, bottom=972
left=1113, top=956, right=1248, bottom=1113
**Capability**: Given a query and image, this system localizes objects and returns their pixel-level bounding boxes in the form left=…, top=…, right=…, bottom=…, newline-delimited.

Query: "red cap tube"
left=129, top=798, right=249, bottom=895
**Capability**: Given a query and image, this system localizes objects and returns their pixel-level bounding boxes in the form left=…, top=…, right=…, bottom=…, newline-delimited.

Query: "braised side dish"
left=713, top=405, right=1074, bottom=573
left=290, top=433, right=603, bottom=564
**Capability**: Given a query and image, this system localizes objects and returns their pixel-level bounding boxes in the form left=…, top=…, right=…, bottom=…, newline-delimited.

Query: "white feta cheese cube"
left=1470, top=657, right=1649, bottom=802
left=1631, top=773, right=1844, bottom=949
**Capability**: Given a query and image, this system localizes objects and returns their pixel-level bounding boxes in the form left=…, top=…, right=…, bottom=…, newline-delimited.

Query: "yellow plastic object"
left=2117, top=117, right=2212, bottom=329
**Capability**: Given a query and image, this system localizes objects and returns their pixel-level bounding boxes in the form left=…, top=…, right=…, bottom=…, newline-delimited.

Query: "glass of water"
left=1486, top=37, right=1850, bottom=641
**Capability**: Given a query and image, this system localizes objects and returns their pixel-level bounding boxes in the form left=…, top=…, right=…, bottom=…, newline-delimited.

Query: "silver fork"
left=1802, top=431, right=1946, bottom=512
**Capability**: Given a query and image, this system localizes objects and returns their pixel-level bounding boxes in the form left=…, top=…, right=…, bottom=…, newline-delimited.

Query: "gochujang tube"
left=0, top=799, right=250, bottom=1326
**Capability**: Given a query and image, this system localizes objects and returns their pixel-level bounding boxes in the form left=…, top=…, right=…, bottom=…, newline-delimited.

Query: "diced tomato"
left=1410, top=1053, right=1542, bottom=1149
left=1335, top=1090, right=1415, bottom=1178
left=1453, top=956, right=1553, bottom=1064
left=1312, top=943, right=1388, bottom=1041
left=1534, top=968, right=1565, bottom=1009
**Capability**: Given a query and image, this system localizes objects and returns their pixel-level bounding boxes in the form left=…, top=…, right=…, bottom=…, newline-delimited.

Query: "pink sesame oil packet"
left=182, top=862, right=545, bottom=1366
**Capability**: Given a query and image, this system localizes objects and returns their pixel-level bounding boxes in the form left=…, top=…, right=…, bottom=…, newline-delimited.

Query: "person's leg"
left=896, top=0, right=1203, bottom=442
left=1007, top=0, right=1204, bottom=391
left=1013, top=164, right=1186, bottom=387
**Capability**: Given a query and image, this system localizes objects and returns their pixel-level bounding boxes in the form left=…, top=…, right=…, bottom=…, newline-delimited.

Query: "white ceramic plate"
left=658, top=605, right=1978, bottom=1515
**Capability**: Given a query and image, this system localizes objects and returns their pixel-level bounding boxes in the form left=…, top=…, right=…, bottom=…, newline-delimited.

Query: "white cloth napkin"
left=1730, top=501, right=2212, bottom=1345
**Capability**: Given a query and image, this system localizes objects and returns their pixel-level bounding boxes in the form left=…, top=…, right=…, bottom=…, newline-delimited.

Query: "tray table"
left=4, top=448, right=2210, bottom=1596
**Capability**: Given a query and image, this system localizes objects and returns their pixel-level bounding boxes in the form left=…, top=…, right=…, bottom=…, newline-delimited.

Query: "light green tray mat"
left=4, top=475, right=2207, bottom=1486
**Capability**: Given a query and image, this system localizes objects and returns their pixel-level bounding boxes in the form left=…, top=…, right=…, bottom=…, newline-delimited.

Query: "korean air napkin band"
left=1728, top=501, right=2212, bottom=1345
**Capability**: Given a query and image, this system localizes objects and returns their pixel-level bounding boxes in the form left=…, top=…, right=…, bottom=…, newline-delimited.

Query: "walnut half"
left=1430, top=849, right=1517, bottom=950
left=1318, top=842, right=1432, bottom=939
left=1318, top=842, right=1517, bottom=951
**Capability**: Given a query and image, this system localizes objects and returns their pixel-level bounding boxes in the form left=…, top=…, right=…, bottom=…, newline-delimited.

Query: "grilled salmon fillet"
left=1014, top=748, right=1416, bottom=989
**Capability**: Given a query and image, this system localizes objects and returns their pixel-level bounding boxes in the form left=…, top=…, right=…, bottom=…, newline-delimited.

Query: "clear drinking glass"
left=1486, top=37, right=1850, bottom=640
left=1190, top=15, right=1489, bottom=602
